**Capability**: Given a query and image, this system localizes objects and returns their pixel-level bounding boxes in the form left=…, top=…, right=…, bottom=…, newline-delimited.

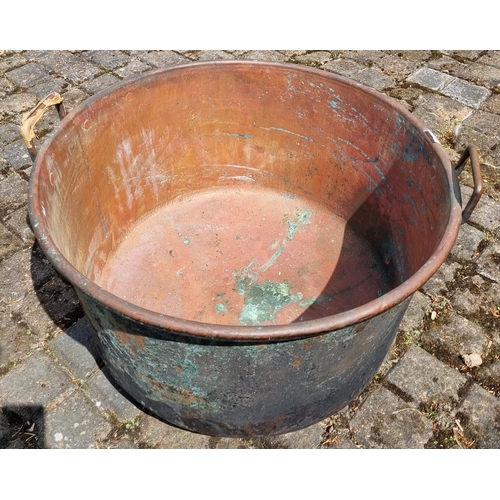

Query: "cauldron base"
left=97, top=186, right=393, bottom=327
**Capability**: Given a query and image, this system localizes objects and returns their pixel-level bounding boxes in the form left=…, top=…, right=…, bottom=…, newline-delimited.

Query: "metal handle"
left=455, top=144, right=483, bottom=224
left=20, top=92, right=66, bottom=161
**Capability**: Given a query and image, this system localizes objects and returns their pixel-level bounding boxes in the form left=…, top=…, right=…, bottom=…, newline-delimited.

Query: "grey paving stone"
left=139, top=51, right=189, bottom=68
left=425, top=313, right=489, bottom=364
left=59, top=87, right=89, bottom=112
left=407, top=67, right=455, bottom=91
left=29, top=76, right=68, bottom=100
left=5, top=62, right=50, bottom=88
left=80, top=73, right=121, bottom=95
left=441, top=79, right=491, bottom=109
left=0, top=121, right=21, bottom=147
left=350, top=386, right=433, bottom=448
left=136, top=414, right=210, bottom=449
left=0, top=350, right=74, bottom=421
left=462, top=110, right=500, bottom=138
left=104, top=438, right=139, bottom=449
left=196, top=50, right=236, bottom=61
left=86, top=368, right=141, bottom=423
left=243, top=51, right=288, bottom=62
left=0, top=303, right=34, bottom=372
left=113, top=59, right=152, bottom=79
left=0, top=222, right=22, bottom=259
left=210, top=436, right=246, bottom=449
left=325, top=436, right=358, bottom=449
left=448, top=61, right=500, bottom=89
left=0, top=248, right=33, bottom=304
left=450, top=223, right=484, bottom=261
left=42, top=389, right=112, bottom=449
left=386, top=344, right=467, bottom=406
left=0, top=53, right=27, bottom=74
left=344, top=50, right=385, bottom=64
left=81, top=50, right=130, bottom=70
left=421, top=261, right=461, bottom=296
left=294, top=51, right=333, bottom=67
left=461, top=185, right=500, bottom=232
left=0, top=92, right=38, bottom=118
left=476, top=240, right=500, bottom=283
left=321, top=58, right=364, bottom=78
left=355, top=67, right=395, bottom=90
left=49, top=317, right=100, bottom=380
left=399, top=291, right=431, bottom=332
left=478, top=52, right=500, bottom=69
left=2, top=138, right=32, bottom=170
left=375, top=54, right=421, bottom=78
left=482, top=94, right=500, bottom=114
left=272, top=421, right=326, bottom=449
left=450, top=288, right=481, bottom=315
left=4, top=206, right=36, bottom=245
left=37, top=51, right=99, bottom=85
left=456, top=383, right=500, bottom=448
left=476, top=360, right=500, bottom=395
left=444, top=50, right=485, bottom=61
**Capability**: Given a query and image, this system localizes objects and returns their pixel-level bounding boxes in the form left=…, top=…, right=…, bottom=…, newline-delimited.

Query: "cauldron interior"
left=32, top=62, right=456, bottom=328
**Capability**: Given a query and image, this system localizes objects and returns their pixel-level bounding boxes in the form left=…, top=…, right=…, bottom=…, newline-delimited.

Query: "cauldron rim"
left=28, top=60, right=463, bottom=341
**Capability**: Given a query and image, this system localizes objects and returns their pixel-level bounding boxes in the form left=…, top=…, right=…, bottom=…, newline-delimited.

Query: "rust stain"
left=292, top=356, right=302, bottom=367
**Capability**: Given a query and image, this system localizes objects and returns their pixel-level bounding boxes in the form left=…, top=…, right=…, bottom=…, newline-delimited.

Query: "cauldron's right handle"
left=455, top=144, right=483, bottom=224
left=20, top=92, right=66, bottom=161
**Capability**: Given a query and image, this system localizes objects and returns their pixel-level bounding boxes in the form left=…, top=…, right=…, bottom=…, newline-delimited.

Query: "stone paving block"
left=450, top=288, right=481, bottom=316
left=29, top=76, right=69, bottom=100
left=1, top=139, right=32, bottom=170
left=59, top=87, right=89, bottom=111
left=386, top=344, right=467, bottom=406
left=209, top=436, right=245, bottom=449
left=399, top=291, right=431, bottom=332
left=448, top=61, right=500, bottom=89
left=0, top=350, right=74, bottom=421
left=0, top=121, right=20, bottom=148
left=196, top=50, right=236, bottom=61
left=478, top=52, right=500, bottom=69
left=482, top=94, right=500, bottom=114
left=375, top=54, right=420, bottom=78
left=5, top=62, right=50, bottom=88
left=0, top=174, right=27, bottom=216
left=456, top=383, right=500, bottom=448
left=450, top=223, right=484, bottom=261
left=49, top=317, right=100, bottom=380
left=425, top=313, right=489, bottom=364
left=441, top=78, right=491, bottom=109
left=344, top=50, right=385, bottom=64
left=86, top=368, right=141, bottom=423
left=355, top=67, right=395, bottom=91
left=421, top=261, right=461, bottom=296
left=4, top=206, right=36, bottom=245
left=462, top=110, right=500, bottom=138
left=0, top=303, right=33, bottom=372
left=0, top=53, right=27, bottom=74
left=407, top=67, right=455, bottom=91
left=461, top=185, right=500, bottom=232
left=113, top=59, right=152, bottom=79
left=139, top=51, right=189, bottom=68
left=350, top=386, right=433, bottom=448
left=42, top=389, right=112, bottom=449
left=81, top=50, right=130, bottom=70
left=0, top=222, right=22, bottom=259
left=37, top=51, right=99, bottom=85
left=0, top=248, right=34, bottom=304
left=476, top=240, right=500, bottom=283
left=321, top=58, right=364, bottom=78
left=0, top=92, right=38, bottom=118
left=271, top=421, right=326, bottom=449
left=243, top=50, right=288, bottom=62
left=136, top=414, right=210, bottom=449
left=294, top=51, right=333, bottom=67
left=81, top=73, right=121, bottom=95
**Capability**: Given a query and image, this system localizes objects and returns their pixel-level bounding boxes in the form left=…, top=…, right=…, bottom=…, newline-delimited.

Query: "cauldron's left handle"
left=455, top=144, right=483, bottom=224
left=20, top=92, right=66, bottom=161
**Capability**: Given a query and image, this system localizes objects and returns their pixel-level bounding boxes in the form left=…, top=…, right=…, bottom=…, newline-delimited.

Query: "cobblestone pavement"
left=1, top=50, right=500, bottom=449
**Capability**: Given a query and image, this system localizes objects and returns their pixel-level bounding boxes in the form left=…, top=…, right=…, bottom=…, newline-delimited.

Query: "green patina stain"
left=238, top=279, right=303, bottom=326
left=215, top=302, right=228, bottom=313
left=183, top=238, right=190, bottom=245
